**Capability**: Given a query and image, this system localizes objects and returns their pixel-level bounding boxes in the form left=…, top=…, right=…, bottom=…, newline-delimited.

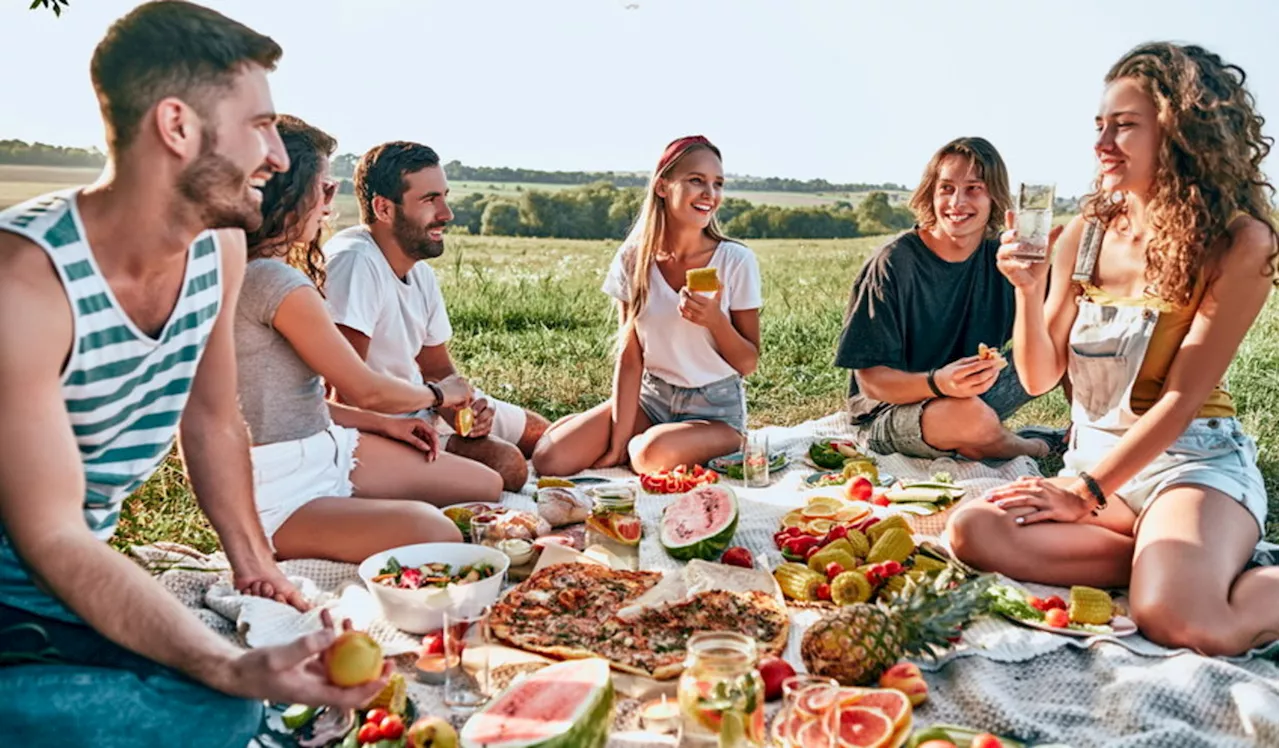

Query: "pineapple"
left=800, top=568, right=993, bottom=686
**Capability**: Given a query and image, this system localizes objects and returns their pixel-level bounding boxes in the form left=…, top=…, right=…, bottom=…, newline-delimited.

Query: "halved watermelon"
left=660, top=485, right=739, bottom=561
left=460, top=658, right=613, bottom=748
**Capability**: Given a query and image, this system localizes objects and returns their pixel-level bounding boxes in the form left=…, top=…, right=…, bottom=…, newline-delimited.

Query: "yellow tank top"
left=1078, top=214, right=1244, bottom=418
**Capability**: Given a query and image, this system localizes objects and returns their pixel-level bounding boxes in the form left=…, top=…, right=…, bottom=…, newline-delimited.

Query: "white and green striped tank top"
left=0, top=188, right=222, bottom=622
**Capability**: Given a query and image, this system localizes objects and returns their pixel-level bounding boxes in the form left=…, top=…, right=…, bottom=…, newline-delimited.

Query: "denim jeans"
left=0, top=603, right=263, bottom=747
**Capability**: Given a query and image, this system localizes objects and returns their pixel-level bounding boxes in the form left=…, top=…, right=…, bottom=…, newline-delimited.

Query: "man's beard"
left=392, top=208, right=446, bottom=260
left=176, top=130, right=264, bottom=232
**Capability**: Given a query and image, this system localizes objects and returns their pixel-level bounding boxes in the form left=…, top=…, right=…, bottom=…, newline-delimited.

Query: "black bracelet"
left=1078, top=471, right=1108, bottom=513
left=926, top=369, right=945, bottom=398
left=426, top=381, right=445, bottom=407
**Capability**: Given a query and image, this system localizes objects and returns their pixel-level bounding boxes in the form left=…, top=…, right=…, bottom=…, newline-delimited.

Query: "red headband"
left=656, top=135, right=714, bottom=175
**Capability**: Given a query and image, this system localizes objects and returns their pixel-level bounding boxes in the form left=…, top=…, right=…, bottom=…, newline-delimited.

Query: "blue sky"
left=1, top=0, right=1276, bottom=197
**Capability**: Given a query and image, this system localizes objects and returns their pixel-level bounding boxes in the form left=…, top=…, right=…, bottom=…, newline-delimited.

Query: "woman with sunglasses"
left=236, top=115, right=504, bottom=563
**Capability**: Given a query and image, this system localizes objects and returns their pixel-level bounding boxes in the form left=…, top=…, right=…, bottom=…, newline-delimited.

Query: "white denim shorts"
left=1062, top=417, right=1268, bottom=537
left=251, top=423, right=361, bottom=544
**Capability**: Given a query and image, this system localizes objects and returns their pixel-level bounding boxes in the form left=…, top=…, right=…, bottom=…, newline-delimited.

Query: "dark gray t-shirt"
left=235, top=259, right=330, bottom=444
left=834, top=230, right=1020, bottom=422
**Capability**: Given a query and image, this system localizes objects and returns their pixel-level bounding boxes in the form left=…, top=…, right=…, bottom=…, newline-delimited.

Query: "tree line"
left=0, top=140, right=105, bottom=167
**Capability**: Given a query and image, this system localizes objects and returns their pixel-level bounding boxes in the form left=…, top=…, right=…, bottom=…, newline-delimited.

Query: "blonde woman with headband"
left=533, top=136, right=763, bottom=476
left=947, top=42, right=1278, bottom=656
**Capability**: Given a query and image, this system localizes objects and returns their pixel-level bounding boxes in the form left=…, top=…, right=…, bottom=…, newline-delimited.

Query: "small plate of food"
left=708, top=450, right=790, bottom=479
left=987, top=583, right=1136, bottom=638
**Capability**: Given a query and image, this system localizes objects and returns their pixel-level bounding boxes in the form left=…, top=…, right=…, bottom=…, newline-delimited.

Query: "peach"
left=407, top=716, right=459, bottom=748
left=878, top=661, right=929, bottom=706
left=323, top=630, right=384, bottom=687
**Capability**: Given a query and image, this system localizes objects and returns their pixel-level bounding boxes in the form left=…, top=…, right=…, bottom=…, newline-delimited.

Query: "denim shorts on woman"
left=638, top=372, right=747, bottom=433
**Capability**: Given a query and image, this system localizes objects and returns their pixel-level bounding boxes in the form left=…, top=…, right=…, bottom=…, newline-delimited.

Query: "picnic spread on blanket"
left=140, top=415, right=1279, bottom=748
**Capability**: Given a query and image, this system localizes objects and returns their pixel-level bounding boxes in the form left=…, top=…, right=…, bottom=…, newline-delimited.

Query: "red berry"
left=816, top=583, right=832, bottom=601
left=824, top=562, right=845, bottom=580
left=357, top=723, right=382, bottom=744
left=1045, top=608, right=1070, bottom=628
left=1045, top=595, right=1067, bottom=611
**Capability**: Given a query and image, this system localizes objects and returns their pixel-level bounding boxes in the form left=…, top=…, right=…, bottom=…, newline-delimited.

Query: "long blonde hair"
left=1081, top=42, right=1277, bottom=306
left=622, top=136, right=731, bottom=320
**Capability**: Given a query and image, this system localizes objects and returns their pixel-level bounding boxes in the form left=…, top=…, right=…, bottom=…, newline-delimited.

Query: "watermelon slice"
left=460, top=658, right=614, bottom=748
left=660, top=484, right=739, bottom=561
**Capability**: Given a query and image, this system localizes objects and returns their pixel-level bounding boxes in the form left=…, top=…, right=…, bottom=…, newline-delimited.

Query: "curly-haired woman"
left=236, top=115, right=503, bottom=562
left=946, top=43, right=1278, bottom=656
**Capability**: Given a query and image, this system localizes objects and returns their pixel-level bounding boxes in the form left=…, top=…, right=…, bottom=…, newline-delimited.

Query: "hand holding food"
left=976, top=343, right=1009, bottom=371
left=435, top=374, right=473, bottom=408
left=934, top=355, right=1001, bottom=398
left=677, top=285, right=725, bottom=328
left=685, top=266, right=720, bottom=294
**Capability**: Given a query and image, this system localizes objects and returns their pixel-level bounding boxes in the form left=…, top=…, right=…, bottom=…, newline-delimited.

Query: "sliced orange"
left=805, top=518, right=836, bottom=536
left=834, top=505, right=872, bottom=524
left=781, top=510, right=807, bottom=528
left=802, top=498, right=841, bottom=519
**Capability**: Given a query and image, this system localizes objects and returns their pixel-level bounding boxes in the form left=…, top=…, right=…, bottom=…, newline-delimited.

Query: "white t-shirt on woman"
left=601, top=240, right=762, bottom=389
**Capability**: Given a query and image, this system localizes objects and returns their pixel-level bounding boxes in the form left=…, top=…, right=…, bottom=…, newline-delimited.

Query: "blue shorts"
left=639, top=372, right=747, bottom=433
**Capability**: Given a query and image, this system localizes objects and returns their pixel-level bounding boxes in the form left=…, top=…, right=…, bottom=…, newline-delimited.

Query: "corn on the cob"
left=808, top=547, right=859, bottom=575
left=363, top=672, right=407, bottom=714
left=867, top=527, right=914, bottom=564
left=831, top=571, right=873, bottom=605
left=1068, top=586, right=1113, bottom=625
left=844, top=529, right=871, bottom=558
left=876, top=574, right=908, bottom=601
left=775, top=563, right=826, bottom=601
left=867, top=515, right=912, bottom=544
left=910, top=554, right=948, bottom=573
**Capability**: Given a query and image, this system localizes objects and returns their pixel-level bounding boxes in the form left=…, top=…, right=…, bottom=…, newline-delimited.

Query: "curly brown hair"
left=245, top=115, right=336, bottom=290
left=1082, top=42, right=1278, bottom=306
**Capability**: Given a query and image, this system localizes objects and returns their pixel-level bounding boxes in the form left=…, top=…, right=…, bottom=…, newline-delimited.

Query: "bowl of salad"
left=357, top=543, right=509, bottom=633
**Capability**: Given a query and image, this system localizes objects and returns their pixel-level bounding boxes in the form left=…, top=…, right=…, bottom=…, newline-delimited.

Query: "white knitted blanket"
left=139, top=414, right=1278, bottom=747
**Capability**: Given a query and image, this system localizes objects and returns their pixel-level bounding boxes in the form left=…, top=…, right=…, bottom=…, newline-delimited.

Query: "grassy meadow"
left=0, top=167, right=1274, bottom=549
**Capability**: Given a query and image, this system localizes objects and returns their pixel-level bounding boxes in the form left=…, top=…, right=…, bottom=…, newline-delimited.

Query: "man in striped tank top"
left=0, top=3, right=390, bottom=744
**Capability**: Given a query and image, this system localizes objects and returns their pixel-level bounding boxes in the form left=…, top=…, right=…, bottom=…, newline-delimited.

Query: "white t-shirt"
left=602, top=240, right=762, bottom=389
left=323, top=226, right=452, bottom=388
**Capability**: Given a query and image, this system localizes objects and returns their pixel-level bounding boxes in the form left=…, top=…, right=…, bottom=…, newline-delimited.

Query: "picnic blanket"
left=137, top=413, right=1278, bottom=747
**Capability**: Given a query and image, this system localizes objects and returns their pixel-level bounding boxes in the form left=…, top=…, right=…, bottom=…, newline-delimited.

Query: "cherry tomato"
left=364, top=708, right=389, bottom=726
left=1045, top=595, right=1067, bottom=611
left=816, top=583, right=832, bottom=601
left=379, top=715, right=405, bottom=740
left=824, top=562, right=845, bottom=580
left=357, top=722, right=382, bottom=744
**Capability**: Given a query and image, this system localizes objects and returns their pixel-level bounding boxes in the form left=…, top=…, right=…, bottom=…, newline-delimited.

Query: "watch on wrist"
left=1077, top=471, right=1107, bottom=514
left=926, top=369, right=946, bottom=398
left=426, top=381, right=445, bottom=407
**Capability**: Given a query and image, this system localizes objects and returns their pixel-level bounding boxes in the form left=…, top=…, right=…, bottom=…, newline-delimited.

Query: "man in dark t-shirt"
left=835, top=137, right=1053, bottom=461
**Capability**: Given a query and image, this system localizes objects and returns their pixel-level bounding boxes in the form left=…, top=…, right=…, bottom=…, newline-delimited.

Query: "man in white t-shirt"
left=324, top=142, right=549, bottom=491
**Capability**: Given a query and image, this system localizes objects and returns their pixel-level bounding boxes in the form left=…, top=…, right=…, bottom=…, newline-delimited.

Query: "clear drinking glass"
left=742, top=432, right=770, bottom=488
left=443, top=605, right=491, bottom=713
left=470, top=513, right=499, bottom=547
left=771, top=676, right=840, bottom=748
left=1011, top=182, right=1055, bottom=261
left=677, top=632, right=766, bottom=747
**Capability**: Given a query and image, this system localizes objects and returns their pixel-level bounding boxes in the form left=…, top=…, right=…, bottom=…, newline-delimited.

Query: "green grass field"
left=0, top=166, right=1273, bottom=550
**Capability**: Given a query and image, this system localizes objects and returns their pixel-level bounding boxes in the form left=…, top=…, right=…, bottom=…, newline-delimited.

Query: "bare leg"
left=531, top=400, right=652, bottom=477
left=272, top=497, right=463, bottom=563
left=1128, top=486, right=1278, bottom=656
left=444, top=436, right=528, bottom=493
left=945, top=484, right=1137, bottom=587
left=513, top=409, right=551, bottom=457
left=629, top=421, right=743, bottom=475
left=349, top=431, right=503, bottom=504
left=923, top=397, right=1049, bottom=460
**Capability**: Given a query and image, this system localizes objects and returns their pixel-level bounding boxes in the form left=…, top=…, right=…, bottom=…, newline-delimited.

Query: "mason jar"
left=585, top=484, right=641, bottom=565
left=677, top=631, right=766, bottom=747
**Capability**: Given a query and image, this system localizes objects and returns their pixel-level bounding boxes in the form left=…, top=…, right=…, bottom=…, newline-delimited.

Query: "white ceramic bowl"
left=357, top=542, right=509, bottom=634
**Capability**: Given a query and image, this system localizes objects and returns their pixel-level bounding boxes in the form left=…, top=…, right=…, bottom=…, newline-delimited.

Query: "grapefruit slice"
left=796, top=717, right=836, bottom=748
left=782, top=510, right=807, bottom=529
left=805, top=518, right=836, bottom=536
left=834, top=705, right=893, bottom=748
left=794, top=685, right=840, bottom=717
left=839, top=688, right=911, bottom=731
left=834, top=504, right=872, bottom=524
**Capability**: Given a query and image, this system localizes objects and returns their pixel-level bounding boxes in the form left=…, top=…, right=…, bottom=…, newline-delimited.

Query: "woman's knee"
left=944, top=503, right=1013, bottom=571
left=1129, top=593, right=1238, bottom=655
left=400, top=503, right=465, bottom=544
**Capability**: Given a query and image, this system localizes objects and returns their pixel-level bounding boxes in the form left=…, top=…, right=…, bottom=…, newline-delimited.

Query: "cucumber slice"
left=281, top=703, right=318, bottom=731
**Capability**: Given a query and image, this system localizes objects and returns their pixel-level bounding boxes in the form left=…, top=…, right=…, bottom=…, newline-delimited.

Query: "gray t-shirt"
left=235, top=258, right=331, bottom=445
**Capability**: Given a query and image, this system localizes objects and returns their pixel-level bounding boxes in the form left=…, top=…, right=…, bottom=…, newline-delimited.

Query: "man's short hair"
left=91, top=0, right=282, bottom=155
left=354, top=142, right=442, bottom=225
left=908, top=137, right=1012, bottom=239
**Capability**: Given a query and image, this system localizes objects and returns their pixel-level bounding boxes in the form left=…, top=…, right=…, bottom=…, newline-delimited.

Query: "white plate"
left=1000, top=611, right=1138, bottom=638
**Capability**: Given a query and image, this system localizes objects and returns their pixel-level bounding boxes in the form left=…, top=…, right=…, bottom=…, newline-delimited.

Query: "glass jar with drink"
left=677, top=631, right=767, bottom=747
left=585, top=483, right=642, bottom=565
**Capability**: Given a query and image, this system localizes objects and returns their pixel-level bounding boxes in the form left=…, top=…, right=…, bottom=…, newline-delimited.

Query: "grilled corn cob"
left=844, top=528, right=871, bottom=558
left=867, top=514, right=911, bottom=544
left=1068, top=586, right=1113, bottom=625
left=808, top=547, right=859, bottom=575
left=775, top=562, right=826, bottom=601
left=876, top=574, right=908, bottom=602
left=909, top=554, right=948, bottom=573
left=866, top=527, right=915, bottom=564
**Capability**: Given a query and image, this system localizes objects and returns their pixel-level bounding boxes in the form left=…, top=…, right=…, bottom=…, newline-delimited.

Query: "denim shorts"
left=855, top=363, right=1034, bottom=459
left=639, top=372, right=747, bottom=433
left=1062, top=417, right=1268, bottom=537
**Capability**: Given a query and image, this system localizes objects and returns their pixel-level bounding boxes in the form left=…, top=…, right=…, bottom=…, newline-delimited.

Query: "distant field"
left=0, top=165, right=907, bottom=216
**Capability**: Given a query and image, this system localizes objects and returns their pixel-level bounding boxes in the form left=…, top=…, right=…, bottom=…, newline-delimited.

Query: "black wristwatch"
left=426, top=381, right=445, bottom=408
left=1077, top=472, right=1108, bottom=514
